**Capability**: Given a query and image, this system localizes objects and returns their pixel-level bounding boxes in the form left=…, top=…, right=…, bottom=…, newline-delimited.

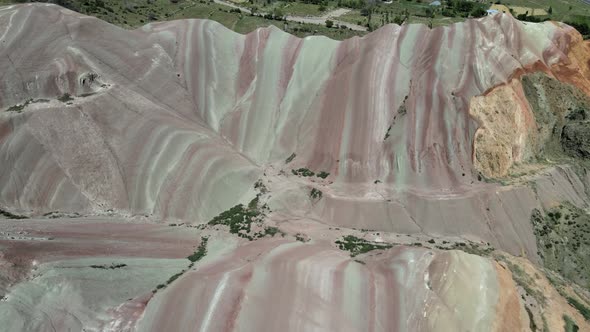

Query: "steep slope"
left=1, top=3, right=590, bottom=332
left=0, top=4, right=589, bottom=221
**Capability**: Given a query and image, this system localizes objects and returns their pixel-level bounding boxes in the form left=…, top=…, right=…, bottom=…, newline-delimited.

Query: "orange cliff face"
left=554, top=24, right=590, bottom=96
left=470, top=79, right=537, bottom=178
left=470, top=22, right=590, bottom=179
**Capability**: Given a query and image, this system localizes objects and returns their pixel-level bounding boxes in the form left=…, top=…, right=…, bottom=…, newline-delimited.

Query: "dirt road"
left=213, top=0, right=367, bottom=31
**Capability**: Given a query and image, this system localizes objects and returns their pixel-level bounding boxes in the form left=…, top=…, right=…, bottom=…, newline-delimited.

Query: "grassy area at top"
left=236, top=0, right=340, bottom=16
left=337, top=0, right=589, bottom=32
left=502, top=0, right=590, bottom=22
left=337, top=0, right=489, bottom=30
left=170, top=1, right=364, bottom=38
left=2, top=0, right=588, bottom=38
left=0, top=0, right=365, bottom=40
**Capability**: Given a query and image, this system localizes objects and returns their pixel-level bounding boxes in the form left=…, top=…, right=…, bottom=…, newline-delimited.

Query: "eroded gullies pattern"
left=138, top=240, right=509, bottom=332
left=1, top=3, right=590, bottom=332
left=0, top=4, right=588, bottom=223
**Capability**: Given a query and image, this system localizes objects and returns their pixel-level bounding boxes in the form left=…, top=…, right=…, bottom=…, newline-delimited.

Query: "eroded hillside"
left=1, top=3, right=590, bottom=331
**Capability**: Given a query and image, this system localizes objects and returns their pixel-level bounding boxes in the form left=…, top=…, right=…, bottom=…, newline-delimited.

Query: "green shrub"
left=567, top=296, right=590, bottom=321
left=285, top=153, right=296, bottom=164
left=90, top=263, right=127, bottom=269
left=208, top=198, right=262, bottom=238
left=187, top=237, right=208, bottom=262
left=564, top=315, right=580, bottom=332
left=335, top=235, right=392, bottom=257
left=295, top=233, right=307, bottom=242
left=471, top=7, right=486, bottom=18
left=317, top=171, right=330, bottom=179
left=166, top=271, right=185, bottom=284
left=0, top=208, right=27, bottom=219
left=58, top=93, right=74, bottom=102
left=254, top=180, right=268, bottom=194
left=292, top=168, right=315, bottom=177
left=5, top=98, right=49, bottom=113
left=384, top=125, right=392, bottom=140
left=310, top=188, right=322, bottom=199
left=263, top=226, right=284, bottom=237
left=248, top=196, right=259, bottom=210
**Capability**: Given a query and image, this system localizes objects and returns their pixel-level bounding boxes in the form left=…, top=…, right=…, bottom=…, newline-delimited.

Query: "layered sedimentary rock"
left=0, top=3, right=588, bottom=218
left=1, top=3, right=590, bottom=332
left=0, top=219, right=530, bottom=332
left=139, top=240, right=525, bottom=332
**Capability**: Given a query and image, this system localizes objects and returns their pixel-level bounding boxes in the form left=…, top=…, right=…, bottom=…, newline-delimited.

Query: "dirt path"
left=213, top=0, right=367, bottom=31
left=319, top=8, right=351, bottom=19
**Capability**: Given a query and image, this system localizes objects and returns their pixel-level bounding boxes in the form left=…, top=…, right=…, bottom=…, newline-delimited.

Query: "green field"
left=1, top=0, right=589, bottom=39
left=338, top=1, right=488, bottom=30
left=172, top=2, right=364, bottom=38
left=0, top=0, right=365, bottom=40
left=239, top=0, right=339, bottom=16
left=502, top=0, right=590, bottom=22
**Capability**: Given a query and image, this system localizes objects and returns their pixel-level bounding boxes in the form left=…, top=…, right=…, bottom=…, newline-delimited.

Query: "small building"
left=486, top=9, right=500, bottom=16
left=429, top=1, right=442, bottom=6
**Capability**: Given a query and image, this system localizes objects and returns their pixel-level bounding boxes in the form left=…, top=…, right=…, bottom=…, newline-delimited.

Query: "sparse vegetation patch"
left=497, top=256, right=546, bottom=306
left=187, top=237, right=208, bottom=263
left=154, top=235, right=209, bottom=293
left=262, top=226, right=284, bottom=237
left=564, top=314, right=580, bottom=332
left=285, top=153, right=296, bottom=164
left=165, top=271, right=184, bottom=285
left=316, top=171, right=329, bottom=179
left=58, top=93, right=74, bottom=103
left=531, top=204, right=590, bottom=288
left=310, top=188, right=322, bottom=200
left=207, top=192, right=275, bottom=240
left=566, top=296, right=590, bottom=321
left=5, top=98, right=49, bottom=113
left=0, top=207, right=27, bottom=219
left=335, top=235, right=392, bottom=257
left=292, top=168, right=315, bottom=177
left=90, top=263, right=127, bottom=269
left=254, top=179, right=268, bottom=194
left=208, top=200, right=262, bottom=238
left=384, top=125, right=392, bottom=140
left=295, top=233, right=308, bottom=242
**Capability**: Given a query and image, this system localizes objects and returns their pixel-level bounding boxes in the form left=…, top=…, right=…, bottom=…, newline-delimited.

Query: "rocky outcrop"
left=562, top=120, right=590, bottom=158
left=470, top=79, right=537, bottom=178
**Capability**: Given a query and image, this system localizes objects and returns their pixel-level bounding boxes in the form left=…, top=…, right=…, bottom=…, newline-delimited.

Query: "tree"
left=455, top=0, right=474, bottom=13
left=548, top=6, right=553, bottom=15
left=471, top=7, right=486, bottom=18
left=272, top=8, right=284, bottom=20
left=326, top=19, right=334, bottom=28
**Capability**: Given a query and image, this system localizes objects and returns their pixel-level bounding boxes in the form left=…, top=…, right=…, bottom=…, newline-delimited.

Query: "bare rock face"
left=470, top=79, right=537, bottom=178
left=562, top=121, right=590, bottom=158
left=1, top=3, right=590, bottom=332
